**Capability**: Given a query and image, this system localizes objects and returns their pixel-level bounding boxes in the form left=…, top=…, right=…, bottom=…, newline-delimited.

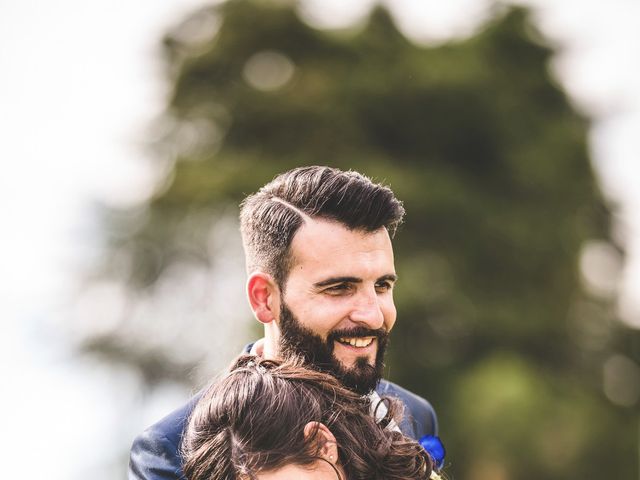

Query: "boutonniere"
left=419, top=435, right=446, bottom=479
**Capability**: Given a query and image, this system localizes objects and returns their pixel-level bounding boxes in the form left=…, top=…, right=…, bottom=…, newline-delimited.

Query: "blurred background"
left=2, top=0, right=640, bottom=478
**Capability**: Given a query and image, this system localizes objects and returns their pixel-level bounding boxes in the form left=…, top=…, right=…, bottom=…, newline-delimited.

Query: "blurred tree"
left=91, top=1, right=638, bottom=478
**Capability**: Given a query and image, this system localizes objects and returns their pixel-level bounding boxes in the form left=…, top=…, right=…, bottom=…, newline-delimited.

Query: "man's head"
left=240, top=166, right=405, bottom=394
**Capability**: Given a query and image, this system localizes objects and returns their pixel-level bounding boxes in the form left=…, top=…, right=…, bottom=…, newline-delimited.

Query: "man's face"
left=276, top=219, right=397, bottom=394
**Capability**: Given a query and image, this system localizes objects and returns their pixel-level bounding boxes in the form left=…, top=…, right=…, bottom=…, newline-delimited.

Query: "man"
left=129, top=166, right=438, bottom=479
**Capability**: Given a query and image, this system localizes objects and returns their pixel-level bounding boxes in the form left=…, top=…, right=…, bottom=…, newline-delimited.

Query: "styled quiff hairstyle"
left=239, top=166, right=405, bottom=287
left=182, top=355, right=434, bottom=480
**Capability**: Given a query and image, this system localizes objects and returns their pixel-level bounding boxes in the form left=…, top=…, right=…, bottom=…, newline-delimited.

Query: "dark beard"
left=278, top=301, right=389, bottom=395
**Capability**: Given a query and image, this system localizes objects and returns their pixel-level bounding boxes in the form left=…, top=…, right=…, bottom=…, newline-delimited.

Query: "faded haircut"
left=239, top=166, right=405, bottom=287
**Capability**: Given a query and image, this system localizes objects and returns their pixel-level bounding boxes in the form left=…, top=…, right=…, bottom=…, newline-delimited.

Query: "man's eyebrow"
left=313, top=276, right=362, bottom=288
left=313, top=274, right=398, bottom=288
left=378, top=274, right=398, bottom=283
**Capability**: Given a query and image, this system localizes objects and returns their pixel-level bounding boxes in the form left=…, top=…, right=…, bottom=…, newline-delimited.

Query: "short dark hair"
left=239, top=166, right=405, bottom=286
left=181, top=355, right=433, bottom=480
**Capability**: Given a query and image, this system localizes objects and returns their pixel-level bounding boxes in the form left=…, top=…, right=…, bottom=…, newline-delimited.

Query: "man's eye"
left=375, top=281, right=393, bottom=292
left=325, top=284, right=352, bottom=295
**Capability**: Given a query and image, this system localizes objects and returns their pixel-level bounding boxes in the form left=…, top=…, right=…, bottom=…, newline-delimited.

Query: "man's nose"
left=349, top=289, right=385, bottom=330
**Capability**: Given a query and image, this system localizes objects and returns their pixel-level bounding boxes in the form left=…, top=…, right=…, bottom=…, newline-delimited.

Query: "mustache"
left=327, top=326, right=388, bottom=342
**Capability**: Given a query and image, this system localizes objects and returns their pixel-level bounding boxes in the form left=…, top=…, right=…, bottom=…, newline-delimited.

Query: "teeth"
left=338, top=337, right=374, bottom=348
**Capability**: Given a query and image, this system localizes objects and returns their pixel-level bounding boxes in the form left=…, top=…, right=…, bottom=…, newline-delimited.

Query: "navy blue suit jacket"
left=128, top=357, right=437, bottom=480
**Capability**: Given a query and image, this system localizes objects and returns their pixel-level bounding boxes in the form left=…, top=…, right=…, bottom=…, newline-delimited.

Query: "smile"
left=336, top=336, right=376, bottom=348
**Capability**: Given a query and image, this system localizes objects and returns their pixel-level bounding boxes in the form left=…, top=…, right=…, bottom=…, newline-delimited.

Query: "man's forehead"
left=288, top=219, right=395, bottom=275
left=293, top=217, right=391, bottom=248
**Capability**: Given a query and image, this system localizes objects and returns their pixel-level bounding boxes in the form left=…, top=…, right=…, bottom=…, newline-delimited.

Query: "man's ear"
left=247, top=272, right=280, bottom=324
left=303, top=422, right=339, bottom=465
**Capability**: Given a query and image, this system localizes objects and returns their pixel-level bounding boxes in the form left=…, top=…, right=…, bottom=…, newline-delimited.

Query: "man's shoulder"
left=377, top=379, right=438, bottom=439
left=128, top=392, right=202, bottom=480
left=144, top=394, right=199, bottom=445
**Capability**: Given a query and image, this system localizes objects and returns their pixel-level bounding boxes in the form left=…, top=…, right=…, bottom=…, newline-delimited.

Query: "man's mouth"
left=336, top=336, right=376, bottom=348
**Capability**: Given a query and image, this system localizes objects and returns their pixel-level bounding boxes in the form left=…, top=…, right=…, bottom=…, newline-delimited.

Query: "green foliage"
left=446, top=353, right=635, bottom=478
left=105, top=1, right=637, bottom=478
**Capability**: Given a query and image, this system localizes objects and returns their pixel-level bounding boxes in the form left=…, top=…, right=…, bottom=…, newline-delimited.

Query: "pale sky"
left=1, top=0, right=638, bottom=478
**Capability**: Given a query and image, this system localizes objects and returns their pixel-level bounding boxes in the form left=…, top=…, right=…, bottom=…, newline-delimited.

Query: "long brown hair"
left=181, top=355, right=433, bottom=479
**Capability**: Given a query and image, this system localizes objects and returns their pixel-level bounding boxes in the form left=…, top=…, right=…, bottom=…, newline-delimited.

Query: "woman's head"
left=181, top=355, right=434, bottom=480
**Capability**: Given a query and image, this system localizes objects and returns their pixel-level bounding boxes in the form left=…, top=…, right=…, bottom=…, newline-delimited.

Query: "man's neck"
left=261, top=325, right=280, bottom=359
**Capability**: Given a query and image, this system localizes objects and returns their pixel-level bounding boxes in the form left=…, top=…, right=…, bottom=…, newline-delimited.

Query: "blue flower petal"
left=419, top=435, right=446, bottom=469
